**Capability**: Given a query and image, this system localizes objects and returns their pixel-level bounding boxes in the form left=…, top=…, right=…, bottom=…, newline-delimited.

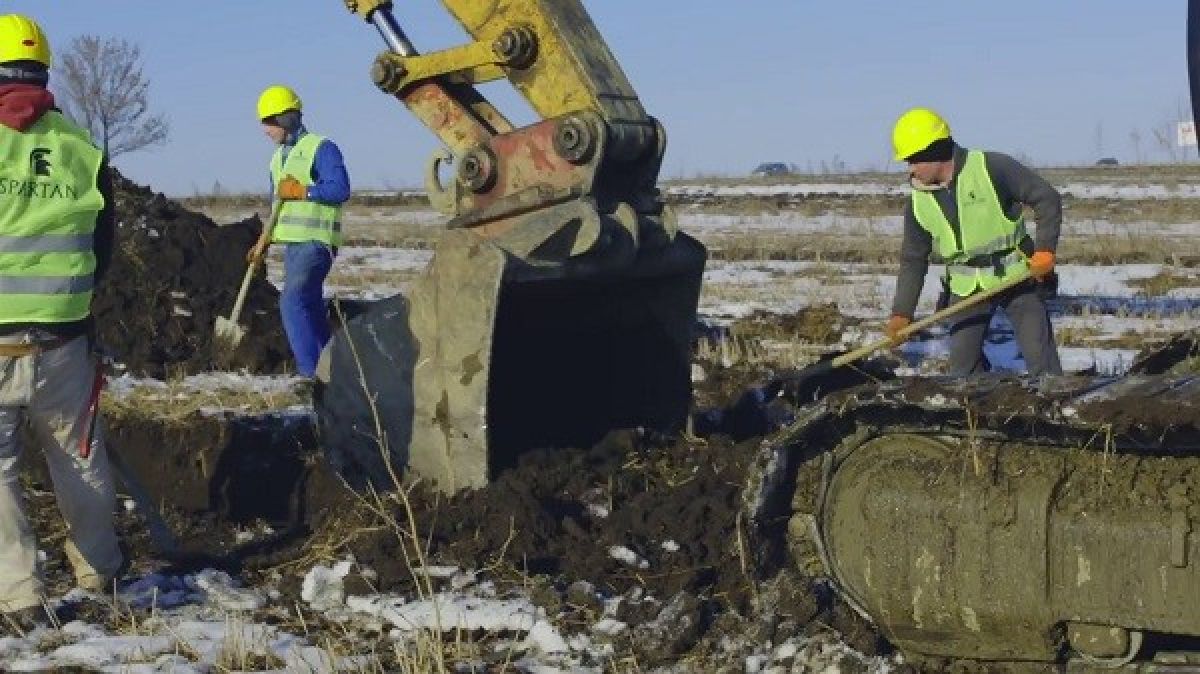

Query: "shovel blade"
left=213, top=316, right=246, bottom=349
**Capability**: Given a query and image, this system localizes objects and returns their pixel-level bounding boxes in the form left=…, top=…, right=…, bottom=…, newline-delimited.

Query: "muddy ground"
left=62, top=388, right=888, bottom=670
left=22, top=310, right=1200, bottom=671
left=16, top=179, right=1200, bottom=670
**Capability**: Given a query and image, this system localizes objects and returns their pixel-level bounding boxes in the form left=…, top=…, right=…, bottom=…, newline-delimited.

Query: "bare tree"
left=1129, top=129, right=1142, bottom=165
left=56, top=36, right=168, bottom=158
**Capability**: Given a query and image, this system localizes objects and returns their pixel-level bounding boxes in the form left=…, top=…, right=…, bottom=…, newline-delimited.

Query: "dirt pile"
left=730, top=303, right=856, bottom=345
left=347, top=431, right=762, bottom=606
left=92, top=173, right=290, bottom=377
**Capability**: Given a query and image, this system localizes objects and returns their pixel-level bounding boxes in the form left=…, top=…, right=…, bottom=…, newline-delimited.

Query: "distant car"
left=751, top=162, right=793, bottom=177
left=1095, top=157, right=1119, bottom=167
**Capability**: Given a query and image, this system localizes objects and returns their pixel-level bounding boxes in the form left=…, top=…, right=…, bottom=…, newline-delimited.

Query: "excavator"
left=314, top=0, right=705, bottom=493
left=315, top=0, right=1200, bottom=668
left=743, top=6, right=1200, bottom=670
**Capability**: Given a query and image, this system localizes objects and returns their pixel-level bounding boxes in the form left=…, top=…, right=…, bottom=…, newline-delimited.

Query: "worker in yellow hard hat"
left=0, top=14, right=125, bottom=632
left=247, top=85, right=350, bottom=379
left=884, top=107, right=1064, bottom=376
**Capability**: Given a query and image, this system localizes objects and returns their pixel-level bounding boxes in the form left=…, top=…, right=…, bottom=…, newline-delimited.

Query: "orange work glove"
left=885, top=314, right=912, bottom=341
left=1028, top=250, right=1055, bottom=280
left=276, top=176, right=307, bottom=201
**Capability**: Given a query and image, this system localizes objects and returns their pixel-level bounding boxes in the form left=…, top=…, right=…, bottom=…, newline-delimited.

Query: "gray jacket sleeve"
left=984, top=152, right=1062, bottom=252
left=890, top=202, right=932, bottom=319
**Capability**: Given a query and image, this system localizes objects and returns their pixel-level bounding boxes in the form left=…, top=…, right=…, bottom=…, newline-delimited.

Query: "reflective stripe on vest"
left=0, top=233, right=93, bottom=253
left=0, top=111, right=103, bottom=324
left=269, top=133, right=343, bottom=246
left=911, top=150, right=1028, bottom=297
left=0, top=274, right=94, bottom=294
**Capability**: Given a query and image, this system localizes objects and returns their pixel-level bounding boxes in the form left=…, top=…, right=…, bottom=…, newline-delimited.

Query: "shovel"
left=213, top=201, right=281, bottom=353
left=773, top=270, right=1037, bottom=398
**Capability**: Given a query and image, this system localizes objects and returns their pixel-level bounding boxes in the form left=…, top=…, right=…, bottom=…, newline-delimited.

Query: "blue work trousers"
left=280, top=241, right=334, bottom=377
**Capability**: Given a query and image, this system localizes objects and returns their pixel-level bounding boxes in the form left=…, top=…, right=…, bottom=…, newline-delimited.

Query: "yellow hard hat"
left=0, top=14, right=51, bottom=67
left=257, top=85, right=302, bottom=121
left=892, top=107, right=951, bottom=161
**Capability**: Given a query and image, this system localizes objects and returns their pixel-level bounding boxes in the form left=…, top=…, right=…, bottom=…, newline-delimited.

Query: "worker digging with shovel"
left=0, top=14, right=125, bottom=632
left=885, top=107, right=1064, bottom=376
left=242, top=85, right=350, bottom=381
left=698, top=109, right=1066, bottom=439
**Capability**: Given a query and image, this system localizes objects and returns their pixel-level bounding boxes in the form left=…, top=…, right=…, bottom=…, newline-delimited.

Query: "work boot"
left=1, top=604, right=57, bottom=636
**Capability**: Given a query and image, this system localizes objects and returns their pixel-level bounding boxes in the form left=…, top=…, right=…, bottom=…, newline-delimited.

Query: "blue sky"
left=4, top=1, right=1189, bottom=195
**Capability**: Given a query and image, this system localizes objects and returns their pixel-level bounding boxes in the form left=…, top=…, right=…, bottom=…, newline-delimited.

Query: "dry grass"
left=696, top=227, right=1200, bottom=266
left=677, top=192, right=1200, bottom=226
left=1126, top=268, right=1200, bottom=296
left=326, top=266, right=422, bottom=294
left=103, top=380, right=307, bottom=422
left=665, top=162, right=1200, bottom=187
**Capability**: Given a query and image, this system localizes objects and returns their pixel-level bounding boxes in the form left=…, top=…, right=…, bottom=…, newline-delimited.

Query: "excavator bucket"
left=317, top=226, right=705, bottom=493
left=315, top=0, right=706, bottom=493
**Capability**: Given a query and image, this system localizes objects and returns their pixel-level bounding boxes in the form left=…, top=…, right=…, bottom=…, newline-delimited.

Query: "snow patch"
left=608, top=545, right=650, bottom=569
left=301, top=559, right=354, bottom=611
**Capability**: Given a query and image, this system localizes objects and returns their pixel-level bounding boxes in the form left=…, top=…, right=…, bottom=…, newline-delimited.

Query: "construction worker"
left=885, top=108, right=1063, bottom=376
left=247, top=85, right=350, bottom=379
left=0, top=14, right=124, bottom=629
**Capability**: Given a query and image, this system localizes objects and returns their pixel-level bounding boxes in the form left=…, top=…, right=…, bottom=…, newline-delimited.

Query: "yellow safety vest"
left=269, top=133, right=343, bottom=246
left=911, top=150, right=1029, bottom=297
left=0, top=111, right=103, bottom=324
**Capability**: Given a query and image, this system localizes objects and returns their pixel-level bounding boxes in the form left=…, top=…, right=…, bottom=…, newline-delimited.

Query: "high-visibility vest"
left=269, top=133, right=342, bottom=246
left=911, top=150, right=1029, bottom=297
left=0, top=111, right=103, bottom=324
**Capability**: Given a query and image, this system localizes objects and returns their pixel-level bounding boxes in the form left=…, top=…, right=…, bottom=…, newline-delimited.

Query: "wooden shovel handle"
left=831, top=271, right=1033, bottom=369
left=229, top=201, right=283, bottom=323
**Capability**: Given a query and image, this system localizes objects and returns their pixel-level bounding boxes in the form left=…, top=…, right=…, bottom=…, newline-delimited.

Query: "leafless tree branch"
left=56, top=35, right=169, bottom=159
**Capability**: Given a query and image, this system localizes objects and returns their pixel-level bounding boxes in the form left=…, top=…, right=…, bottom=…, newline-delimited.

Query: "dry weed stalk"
left=332, top=298, right=453, bottom=674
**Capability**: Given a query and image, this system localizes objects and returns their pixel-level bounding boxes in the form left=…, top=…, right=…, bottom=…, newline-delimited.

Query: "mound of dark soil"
left=92, top=173, right=290, bottom=377
left=344, top=430, right=764, bottom=610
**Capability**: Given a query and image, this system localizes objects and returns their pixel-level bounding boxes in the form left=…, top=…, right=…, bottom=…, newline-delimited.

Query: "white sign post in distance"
left=1179, top=120, right=1198, bottom=147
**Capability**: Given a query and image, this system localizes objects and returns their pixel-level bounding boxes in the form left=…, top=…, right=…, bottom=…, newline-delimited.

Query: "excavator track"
left=749, top=373, right=1200, bottom=668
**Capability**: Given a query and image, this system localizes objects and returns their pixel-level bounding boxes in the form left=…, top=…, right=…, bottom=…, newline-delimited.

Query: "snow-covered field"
left=667, top=180, right=1200, bottom=200
left=12, top=177, right=1199, bottom=672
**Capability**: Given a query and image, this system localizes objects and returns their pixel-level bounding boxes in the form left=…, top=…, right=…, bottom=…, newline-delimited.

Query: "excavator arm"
left=344, top=0, right=667, bottom=236
left=317, top=1, right=706, bottom=493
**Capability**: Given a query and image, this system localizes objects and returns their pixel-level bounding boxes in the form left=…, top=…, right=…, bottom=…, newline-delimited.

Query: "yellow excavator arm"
left=318, top=0, right=706, bottom=494
left=343, top=0, right=665, bottom=234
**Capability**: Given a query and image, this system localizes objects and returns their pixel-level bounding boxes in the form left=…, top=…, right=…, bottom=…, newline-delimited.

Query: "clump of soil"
left=730, top=303, right=854, bottom=345
left=93, top=173, right=290, bottom=377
